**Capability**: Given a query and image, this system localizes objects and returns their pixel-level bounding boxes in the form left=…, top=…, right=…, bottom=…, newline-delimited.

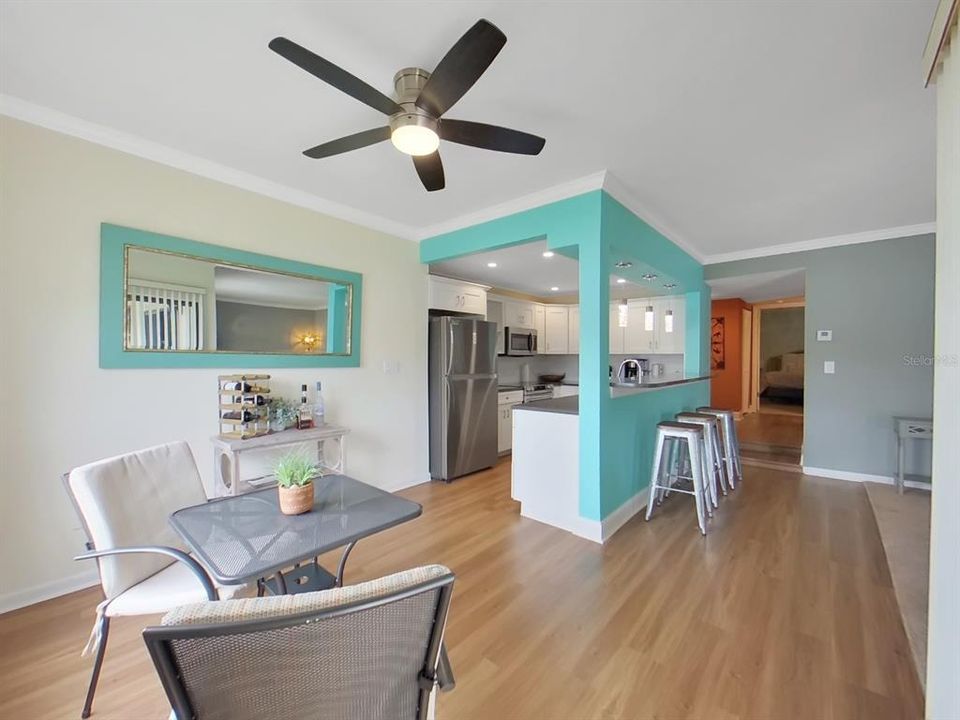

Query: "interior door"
left=741, top=308, right=753, bottom=412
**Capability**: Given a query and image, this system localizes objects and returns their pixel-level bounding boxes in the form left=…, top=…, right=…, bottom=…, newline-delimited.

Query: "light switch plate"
left=824, top=360, right=835, bottom=374
left=817, top=330, right=832, bottom=342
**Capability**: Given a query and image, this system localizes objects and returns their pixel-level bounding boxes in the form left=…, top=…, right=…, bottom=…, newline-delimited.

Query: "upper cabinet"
left=503, top=300, right=536, bottom=329
left=428, top=276, right=488, bottom=316
left=568, top=306, right=580, bottom=354
left=533, top=304, right=546, bottom=337
left=543, top=306, right=569, bottom=354
left=623, top=296, right=685, bottom=354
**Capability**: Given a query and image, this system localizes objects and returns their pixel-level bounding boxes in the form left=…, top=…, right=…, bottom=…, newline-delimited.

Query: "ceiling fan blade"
left=416, top=19, right=506, bottom=118
left=440, top=119, right=545, bottom=155
left=413, top=152, right=445, bottom=191
left=303, top=127, right=391, bottom=159
left=269, top=37, right=404, bottom=116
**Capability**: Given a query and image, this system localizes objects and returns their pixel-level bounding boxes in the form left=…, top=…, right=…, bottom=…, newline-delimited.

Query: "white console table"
left=894, top=416, right=933, bottom=494
left=211, top=425, right=349, bottom=497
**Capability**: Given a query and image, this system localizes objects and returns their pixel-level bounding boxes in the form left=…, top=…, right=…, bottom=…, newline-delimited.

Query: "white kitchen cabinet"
left=543, top=306, right=569, bottom=354
left=568, top=306, right=580, bottom=353
left=657, top=295, right=686, bottom=354
left=533, top=304, right=546, bottom=337
left=428, top=276, right=488, bottom=316
left=497, top=390, right=524, bottom=454
left=609, top=303, right=625, bottom=354
left=552, top=384, right=579, bottom=399
left=504, top=300, right=536, bottom=329
left=624, top=299, right=657, bottom=353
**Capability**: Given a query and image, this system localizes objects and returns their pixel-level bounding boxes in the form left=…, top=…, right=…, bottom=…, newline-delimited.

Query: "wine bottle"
left=222, top=409, right=257, bottom=422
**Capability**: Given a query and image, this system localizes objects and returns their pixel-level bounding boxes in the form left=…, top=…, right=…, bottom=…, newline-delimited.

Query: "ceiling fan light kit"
left=269, top=19, right=545, bottom=192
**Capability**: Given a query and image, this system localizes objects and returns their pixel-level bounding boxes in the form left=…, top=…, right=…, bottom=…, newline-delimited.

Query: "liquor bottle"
left=298, top=384, right=314, bottom=429
left=313, top=381, right=325, bottom=427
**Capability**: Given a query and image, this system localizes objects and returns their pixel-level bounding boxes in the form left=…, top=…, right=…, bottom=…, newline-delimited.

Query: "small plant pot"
left=278, top=482, right=314, bottom=515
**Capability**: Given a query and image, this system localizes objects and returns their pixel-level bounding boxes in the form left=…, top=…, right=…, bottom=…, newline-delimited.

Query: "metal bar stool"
left=697, top=407, right=742, bottom=489
left=645, top=421, right=710, bottom=535
left=676, top=412, right=728, bottom=503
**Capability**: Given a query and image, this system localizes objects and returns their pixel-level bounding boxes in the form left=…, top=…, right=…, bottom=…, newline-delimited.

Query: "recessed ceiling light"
left=616, top=278, right=626, bottom=284
left=615, top=260, right=633, bottom=269
left=542, top=251, right=555, bottom=258
left=642, top=273, right=658, bottom=281
left=487, top=262, right=498, bottom=268
left=550, top=286, right=559, bottom=292
left=663, top=283, right=677, bottom=289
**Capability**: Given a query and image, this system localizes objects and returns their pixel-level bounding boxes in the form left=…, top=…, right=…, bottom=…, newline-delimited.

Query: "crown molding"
left=0, top=94, right=420, bottom=241
left=414, top=171, right=607, bottom=240
left=702, top=222, right=936, bottom=265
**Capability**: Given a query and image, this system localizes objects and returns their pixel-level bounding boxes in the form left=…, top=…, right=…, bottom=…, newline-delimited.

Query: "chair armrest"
left=74, top=546, right=218, bottom=601
left=437, top=643, right=455, bottom=691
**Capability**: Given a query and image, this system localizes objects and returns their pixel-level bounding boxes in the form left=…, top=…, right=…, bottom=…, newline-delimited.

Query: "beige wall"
left=0, top=117, right=429, bottom=611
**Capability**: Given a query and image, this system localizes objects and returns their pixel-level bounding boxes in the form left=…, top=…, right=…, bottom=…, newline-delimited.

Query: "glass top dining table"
left=169, top=474, right=422, bottom=593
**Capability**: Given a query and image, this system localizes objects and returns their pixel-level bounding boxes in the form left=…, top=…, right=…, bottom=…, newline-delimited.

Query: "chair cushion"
left=67, top=441, right=207, bottom=598
left=107, top=559, right=252, bottom=616
left=162, top=564, right=451, bottom=627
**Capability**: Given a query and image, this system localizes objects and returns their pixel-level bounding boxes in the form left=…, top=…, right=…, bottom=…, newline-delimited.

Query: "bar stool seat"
left=696, top=407, right=742, bottom=489
left=676, top=412, right=728, bottom=503
left=645, top=421, right=710, bottom=535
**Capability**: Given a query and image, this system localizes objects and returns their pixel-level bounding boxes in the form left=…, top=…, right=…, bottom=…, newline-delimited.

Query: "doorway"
left=738, top=296, right=805, bottom=466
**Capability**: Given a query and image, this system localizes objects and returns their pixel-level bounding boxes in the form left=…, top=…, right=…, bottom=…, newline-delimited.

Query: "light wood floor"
left=737, top=411, right=804, bottom=449
left=0, top=461, right=923, bottom=719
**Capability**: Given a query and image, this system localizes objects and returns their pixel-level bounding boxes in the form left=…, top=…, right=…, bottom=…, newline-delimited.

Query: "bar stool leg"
left=687, top=434, right=707, bottom=535
left=645, top=430, right=667, bottom=521
left=701, top=429, right=718, bottom=511
left=712, top=422, right=729, bottom=495
left=661, top=437, right=682, bottom=503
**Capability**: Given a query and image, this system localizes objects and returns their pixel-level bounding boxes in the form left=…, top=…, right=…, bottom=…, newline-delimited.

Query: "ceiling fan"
left=269, top=19, right=545, bottom=192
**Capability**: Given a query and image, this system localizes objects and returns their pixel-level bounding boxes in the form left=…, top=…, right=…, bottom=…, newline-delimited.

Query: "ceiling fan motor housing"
left=389, top=67, right=438, bottom=135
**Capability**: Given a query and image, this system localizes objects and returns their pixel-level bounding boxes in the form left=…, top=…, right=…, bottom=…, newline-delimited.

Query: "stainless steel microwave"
left=502, top=326, right=538, bottom=356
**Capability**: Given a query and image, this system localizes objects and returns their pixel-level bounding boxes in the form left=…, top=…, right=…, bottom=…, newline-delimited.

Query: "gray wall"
left=216, top=300, right=327, bottom=353
left=706, top=234, right=935, bottom=477
left=760, top=306, right=805, bottom=370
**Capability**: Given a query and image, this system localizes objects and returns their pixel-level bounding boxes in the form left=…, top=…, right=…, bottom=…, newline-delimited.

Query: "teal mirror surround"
left=100, top=223, right=362, bottom=368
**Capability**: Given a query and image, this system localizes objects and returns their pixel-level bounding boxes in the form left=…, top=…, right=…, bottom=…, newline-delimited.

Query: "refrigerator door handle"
left=446, top=322, right=455, bottom=375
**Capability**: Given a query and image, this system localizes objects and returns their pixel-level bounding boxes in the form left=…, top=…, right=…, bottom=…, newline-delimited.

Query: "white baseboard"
left=802, top=466, right=932, bottom=490
left=0, top=570, right=99, bottom=615
left=563, top=489, right=649, bottom=545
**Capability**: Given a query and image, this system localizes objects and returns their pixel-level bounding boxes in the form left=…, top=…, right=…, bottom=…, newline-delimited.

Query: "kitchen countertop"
left=514, top=375, right=711, bottom=415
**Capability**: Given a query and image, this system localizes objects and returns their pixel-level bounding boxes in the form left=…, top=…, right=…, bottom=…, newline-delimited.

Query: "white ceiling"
left=214, top=266, right=329, bottom=310
left=430, top=238, right=657, bottom=298
left=707, top=268, right=805, bottom=303
left=0, top=1, right=937, bottom=257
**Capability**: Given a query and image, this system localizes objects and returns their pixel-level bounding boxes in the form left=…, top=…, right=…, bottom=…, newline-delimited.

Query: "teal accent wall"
left=100, top=223, right=363, bottom=368
left=421, top=191, right=709, bottom=524
left=326, top=284, right=350, bottom=354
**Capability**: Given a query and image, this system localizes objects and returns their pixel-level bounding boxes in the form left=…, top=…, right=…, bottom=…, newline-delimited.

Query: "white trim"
left=923, top=0, right=959, bottom=86
left=415, top=171, right=607, bottom=240
left=802, top=465, right=931, bottom=490
left=703, top=223, right=937, bottom=265
left=599, top=489, right=649, bottom=542
left=0, top=94, right=419, bottom=241
left=0, top=570, right=99, bottom=615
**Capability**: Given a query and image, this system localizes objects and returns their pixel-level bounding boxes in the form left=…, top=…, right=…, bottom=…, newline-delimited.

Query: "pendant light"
left=618, top=299, right=629, bottom=328
left=644, top=305, right=655, bottom=331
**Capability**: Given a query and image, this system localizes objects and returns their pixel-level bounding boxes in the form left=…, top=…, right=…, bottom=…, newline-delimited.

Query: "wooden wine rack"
left=218, top=374, right=271, bottom=440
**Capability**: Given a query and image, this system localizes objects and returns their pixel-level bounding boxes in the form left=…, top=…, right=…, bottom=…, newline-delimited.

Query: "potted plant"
left=268, top=398, right=297, bottom=432
left=274, top=453, right=318, bottom=515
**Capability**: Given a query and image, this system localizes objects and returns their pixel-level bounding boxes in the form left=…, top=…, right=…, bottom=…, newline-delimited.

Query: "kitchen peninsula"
left=511, top=375, right=711, bottom=540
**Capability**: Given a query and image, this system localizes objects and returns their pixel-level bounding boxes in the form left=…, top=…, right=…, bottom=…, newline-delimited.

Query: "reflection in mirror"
left=124, top=247, right=352, bottom=355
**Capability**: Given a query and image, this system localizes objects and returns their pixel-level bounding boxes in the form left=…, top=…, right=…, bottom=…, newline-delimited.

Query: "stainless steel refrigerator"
left=429, top=316, right=498, bottom=481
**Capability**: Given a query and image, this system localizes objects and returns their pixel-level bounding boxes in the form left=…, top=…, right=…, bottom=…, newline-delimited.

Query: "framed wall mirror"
left=101, top=224, right=362, bottom=368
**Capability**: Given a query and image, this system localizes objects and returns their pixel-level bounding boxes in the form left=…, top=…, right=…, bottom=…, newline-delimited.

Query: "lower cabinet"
left=497, top=390, right=523, bottom=453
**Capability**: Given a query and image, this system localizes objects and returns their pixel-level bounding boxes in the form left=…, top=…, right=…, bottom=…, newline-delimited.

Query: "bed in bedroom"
left=760, top=351, right=804, bottom=404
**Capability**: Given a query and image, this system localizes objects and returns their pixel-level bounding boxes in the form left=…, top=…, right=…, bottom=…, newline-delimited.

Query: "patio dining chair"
left=64, top=441, right=253, bottom=718
left=144, top=564, right=456, bottom=720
